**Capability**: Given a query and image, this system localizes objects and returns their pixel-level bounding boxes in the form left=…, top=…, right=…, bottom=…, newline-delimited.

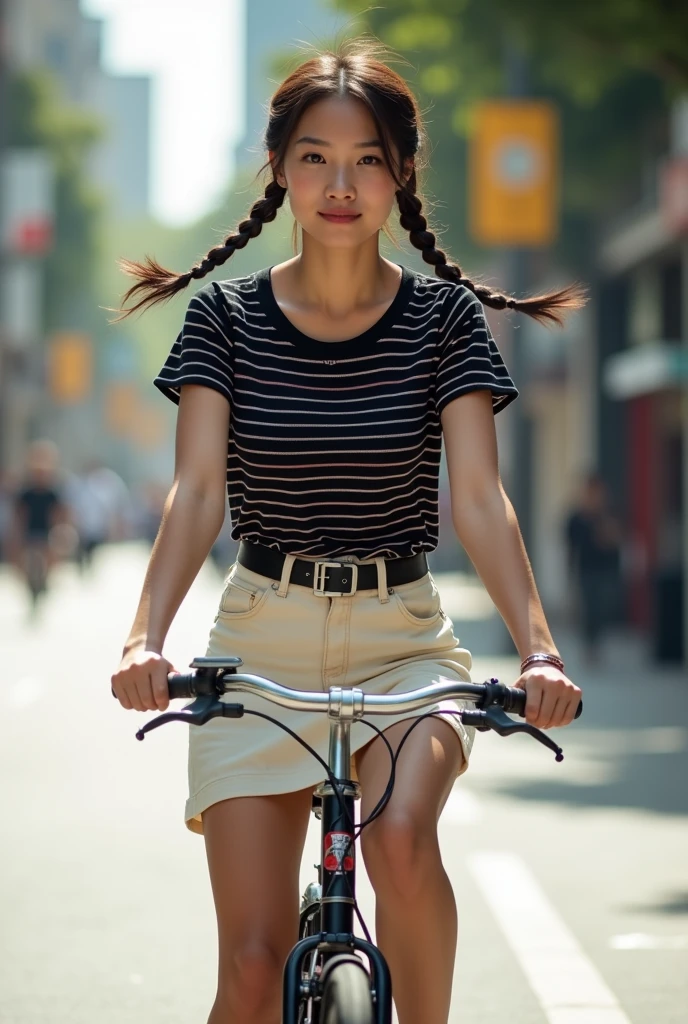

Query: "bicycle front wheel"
left=320, top=960, right=373, bottom=1024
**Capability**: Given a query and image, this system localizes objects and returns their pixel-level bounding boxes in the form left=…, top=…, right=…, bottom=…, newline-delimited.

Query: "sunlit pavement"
left=1, top=544, right=686, bottom=1024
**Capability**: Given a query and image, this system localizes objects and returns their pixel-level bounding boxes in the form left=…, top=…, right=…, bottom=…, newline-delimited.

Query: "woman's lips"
left=318, top=212, right=361, bottom=223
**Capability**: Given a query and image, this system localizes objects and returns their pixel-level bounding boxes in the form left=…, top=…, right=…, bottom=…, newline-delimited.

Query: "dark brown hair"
left=116, top=38, right=586, bottom=325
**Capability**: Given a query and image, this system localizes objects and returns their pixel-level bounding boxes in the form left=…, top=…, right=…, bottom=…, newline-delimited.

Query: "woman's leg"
left=202, top=787, right=314, bottom=1024
left=355, top=718, right=464, bottom=1024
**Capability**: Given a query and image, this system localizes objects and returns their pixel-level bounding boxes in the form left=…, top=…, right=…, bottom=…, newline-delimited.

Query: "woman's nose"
left=326, top=168, right=355, bottom=199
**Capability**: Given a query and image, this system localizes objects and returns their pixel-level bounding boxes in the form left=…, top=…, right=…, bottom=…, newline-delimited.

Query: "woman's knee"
left=217, top=939, right=284, bottom=1014
left=361, top=810, right=440, bottom=899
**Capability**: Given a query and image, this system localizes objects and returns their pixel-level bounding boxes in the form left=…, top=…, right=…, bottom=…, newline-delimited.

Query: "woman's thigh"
left=203, top=788, right=313, bottom=979
left=354, top=717, right=464, bottom=890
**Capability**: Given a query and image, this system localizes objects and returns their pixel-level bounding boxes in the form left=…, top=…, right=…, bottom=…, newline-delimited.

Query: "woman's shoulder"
left=189, top=268, right=264, bottom=311
left=405, top=265, right=481, bottom=318
left=405, top=265, right=475, bottom=304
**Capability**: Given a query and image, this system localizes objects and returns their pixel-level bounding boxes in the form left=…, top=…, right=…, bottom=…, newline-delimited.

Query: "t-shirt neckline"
left=256, top=263, right=415, bottom=357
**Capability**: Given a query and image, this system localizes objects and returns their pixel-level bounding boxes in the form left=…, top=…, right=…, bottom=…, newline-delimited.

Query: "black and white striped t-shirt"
left=154, top=263, right=518, bottom=559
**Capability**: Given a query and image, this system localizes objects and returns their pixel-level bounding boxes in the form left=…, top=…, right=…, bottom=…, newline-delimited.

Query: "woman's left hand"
left=515, top=665, right=581, bottom=729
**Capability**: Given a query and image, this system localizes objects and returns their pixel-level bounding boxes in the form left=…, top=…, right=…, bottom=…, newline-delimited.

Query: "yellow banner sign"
left=469, top=101, right=559, bottom=246
left=48, top=332, right=92, bottom=403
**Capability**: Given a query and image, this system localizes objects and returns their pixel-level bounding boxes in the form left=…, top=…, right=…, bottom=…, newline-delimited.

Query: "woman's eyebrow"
left=294, top=136, right=382, bottom=148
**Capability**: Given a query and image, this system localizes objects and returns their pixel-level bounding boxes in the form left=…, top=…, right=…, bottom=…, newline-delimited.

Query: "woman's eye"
left=301, top=153, right=382, bottom=165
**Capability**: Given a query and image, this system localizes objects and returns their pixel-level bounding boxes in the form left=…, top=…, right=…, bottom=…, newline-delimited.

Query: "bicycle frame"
left=133, top=659, right=580, bottom=1023
left=282, top=704, right=393, bottom=1024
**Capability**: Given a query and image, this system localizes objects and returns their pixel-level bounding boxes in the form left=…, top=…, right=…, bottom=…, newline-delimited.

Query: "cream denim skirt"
left=185, top=552, right=475, bottom=834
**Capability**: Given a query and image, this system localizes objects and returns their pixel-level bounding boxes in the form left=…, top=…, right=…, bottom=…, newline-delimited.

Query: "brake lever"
left=135, top=697, right=245, bottom=740
left=462, top=706, right=564, bottom=762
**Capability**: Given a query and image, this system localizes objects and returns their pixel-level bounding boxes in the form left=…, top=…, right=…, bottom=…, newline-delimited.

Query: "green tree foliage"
left=6, top=69, right=104, bottom=330
left=331, top=0, right=679, bottom=270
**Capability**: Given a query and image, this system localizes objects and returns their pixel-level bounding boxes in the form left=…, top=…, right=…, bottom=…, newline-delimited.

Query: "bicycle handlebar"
left=166, top=665, right=582, bottom=721
left=119, top=657, right=581, bottom=759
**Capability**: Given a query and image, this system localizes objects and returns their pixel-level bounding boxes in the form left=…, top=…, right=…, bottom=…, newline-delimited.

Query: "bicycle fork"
left=282, top=715, right=393, bottom=1023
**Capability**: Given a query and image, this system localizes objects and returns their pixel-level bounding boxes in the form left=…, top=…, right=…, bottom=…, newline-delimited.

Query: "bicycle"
left=129, top=656, right=582, bottom=1024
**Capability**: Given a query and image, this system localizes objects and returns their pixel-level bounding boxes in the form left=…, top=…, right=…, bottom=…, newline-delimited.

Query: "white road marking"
left=7, top=676, right=43, bottom=708
left=638, top=728, right=687, bottom=754
left=610, top=933, right=688, bottom=951
left=468, top=852, right=633, bottom=1024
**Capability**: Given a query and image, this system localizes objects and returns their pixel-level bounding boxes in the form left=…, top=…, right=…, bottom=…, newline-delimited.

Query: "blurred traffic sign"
left=1, top=149, right=54, bottom=256
left=48, top=332, right=92, bottom=403
left=469, top=101, right=559, bottom=246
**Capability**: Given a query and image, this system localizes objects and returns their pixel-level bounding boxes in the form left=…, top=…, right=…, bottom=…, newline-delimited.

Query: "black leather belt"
left=237, top=541, right=428, bottom=597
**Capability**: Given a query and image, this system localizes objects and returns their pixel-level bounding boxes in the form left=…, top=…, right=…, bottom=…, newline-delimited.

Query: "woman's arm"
left=124, top=384, right=230, bottom=656
left=441, top=390, right=581, bottom=728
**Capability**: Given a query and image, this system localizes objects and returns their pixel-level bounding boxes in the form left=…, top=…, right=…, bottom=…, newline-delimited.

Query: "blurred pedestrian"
left=565, top=472, right=623, bottom=664
left=10, top=440, right=70, bottom=614
left=65, top=460, right=133, bottom=572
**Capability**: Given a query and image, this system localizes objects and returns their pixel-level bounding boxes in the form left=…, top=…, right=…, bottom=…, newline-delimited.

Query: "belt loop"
left=276, top=553, right=296, bottom=598
left=374, top=557, right=390, bottom=604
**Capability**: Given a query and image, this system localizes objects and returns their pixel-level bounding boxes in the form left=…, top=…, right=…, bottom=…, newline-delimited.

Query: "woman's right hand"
left=111, top=647, right=176, bottom=712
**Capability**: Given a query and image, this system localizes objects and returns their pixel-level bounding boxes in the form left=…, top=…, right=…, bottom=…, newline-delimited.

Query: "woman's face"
left=271, top=95, right=410, bottom=248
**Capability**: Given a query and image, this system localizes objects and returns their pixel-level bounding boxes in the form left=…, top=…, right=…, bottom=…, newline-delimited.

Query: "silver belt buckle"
left=313, top=561, right=358, bottom=597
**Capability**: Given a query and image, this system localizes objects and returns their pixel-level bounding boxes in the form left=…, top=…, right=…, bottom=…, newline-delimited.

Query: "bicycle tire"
left=320, top=960, right=373, bottom=1024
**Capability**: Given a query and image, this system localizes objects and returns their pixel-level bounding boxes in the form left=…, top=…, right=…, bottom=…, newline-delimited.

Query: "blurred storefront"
left=597, top=98, right=688, bottom=664
left=509, top=296, right=594, bottom=617
left=467, top=97, right=599, bottom=617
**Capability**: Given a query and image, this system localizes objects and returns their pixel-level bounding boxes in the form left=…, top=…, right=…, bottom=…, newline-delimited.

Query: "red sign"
left=1, top=149, right=54, bottom=256
left=12, top=217, right=53, bottom=255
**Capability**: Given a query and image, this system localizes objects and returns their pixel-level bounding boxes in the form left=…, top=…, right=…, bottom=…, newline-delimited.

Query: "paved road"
left=1, top=545, right=686, bottom=1023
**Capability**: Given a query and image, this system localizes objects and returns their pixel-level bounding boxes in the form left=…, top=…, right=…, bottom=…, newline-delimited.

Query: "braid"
left=114, top=180, right=287, bottom=319
left=396, top=175, right=586, bottom=327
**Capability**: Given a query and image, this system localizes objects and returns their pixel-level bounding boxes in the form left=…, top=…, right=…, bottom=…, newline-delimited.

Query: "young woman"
left=111, top=39, right=583, bottom=1024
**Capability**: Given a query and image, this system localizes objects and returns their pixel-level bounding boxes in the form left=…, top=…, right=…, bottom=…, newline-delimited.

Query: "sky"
left=81, top=0, right=244, bottom=226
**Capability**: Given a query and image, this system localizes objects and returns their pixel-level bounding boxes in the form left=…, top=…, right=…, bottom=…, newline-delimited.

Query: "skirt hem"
left=184, top=702, right=473, bottom=834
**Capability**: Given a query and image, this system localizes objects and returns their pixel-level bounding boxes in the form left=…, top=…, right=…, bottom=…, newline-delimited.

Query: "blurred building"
left=0, top=0, right=152, bottom=477
left=498, top=295, right=595, bottom=618
left=465, top=90, right=687, bottom=666
left=236, top=0, right=342, bottom=168
left=594, top=96, right=688, bottom=664
left=5, top=0, right=151, bottom=217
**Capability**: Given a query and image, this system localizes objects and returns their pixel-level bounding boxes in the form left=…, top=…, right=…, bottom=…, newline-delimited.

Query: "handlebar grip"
left=168, top=673, right=196, bottom=700
left=505, top=687, right=527, bottom=715
left=506, top=687, right=583, bottom=719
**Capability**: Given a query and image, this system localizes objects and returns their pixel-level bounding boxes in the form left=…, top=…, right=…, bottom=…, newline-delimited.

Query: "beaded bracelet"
left=520, top=652, right=565, bottom=674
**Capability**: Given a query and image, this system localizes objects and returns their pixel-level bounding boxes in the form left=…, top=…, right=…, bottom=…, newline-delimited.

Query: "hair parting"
left=114, top=37, right=586, bottom=326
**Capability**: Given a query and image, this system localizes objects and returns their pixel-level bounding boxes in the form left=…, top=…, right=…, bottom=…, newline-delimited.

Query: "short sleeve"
left=435, top=285, right=518, bottom=415
left=154, top=281, right=233, bottom=406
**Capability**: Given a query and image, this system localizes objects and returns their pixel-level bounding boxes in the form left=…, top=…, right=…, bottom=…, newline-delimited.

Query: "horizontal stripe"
left=154, top=267, right=517, bottom=558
